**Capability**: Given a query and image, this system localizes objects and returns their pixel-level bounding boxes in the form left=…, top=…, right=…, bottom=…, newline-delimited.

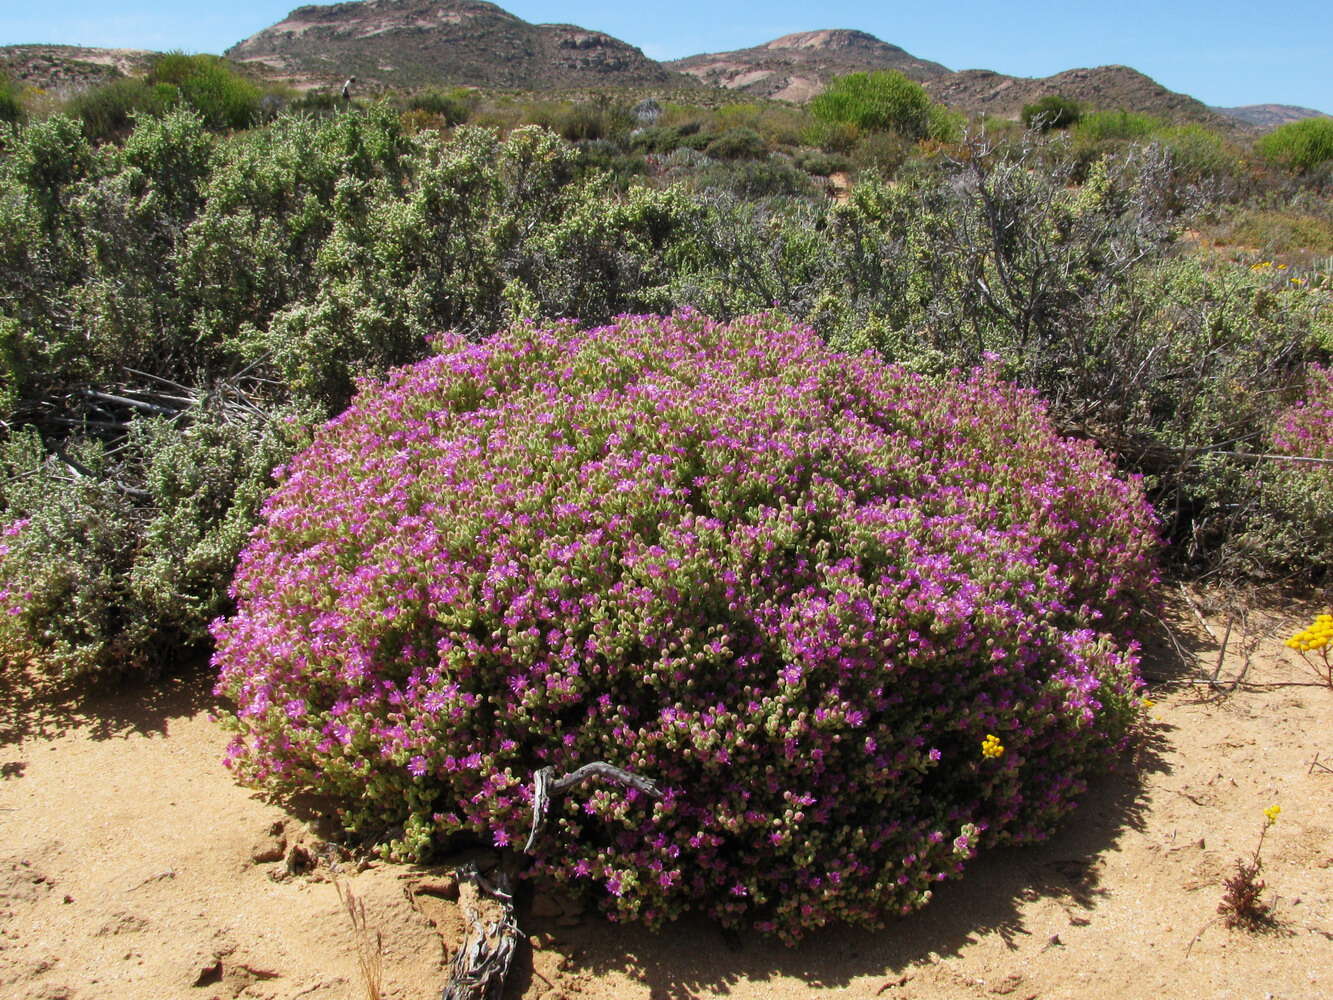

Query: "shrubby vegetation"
left=1258, top=117, right=1333, bottom=173
left=810, top=70, right=955, bottom=142
left=1, top=63, right=1331, bottom=940
left=0, top=76, right=22, bottom=125
left=1252, top=364, right=1333, bottom=570
left=213, top=313, right=1157, bottom=940
left=1, top=99, right=1330, bottom=685
left=1022, top=94, right=1081, bottom=132
left=0, top=107, right=701, bottom=679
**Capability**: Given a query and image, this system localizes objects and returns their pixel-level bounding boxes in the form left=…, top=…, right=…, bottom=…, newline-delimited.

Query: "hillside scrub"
left=0, top=76, right=21, bottom=125
left=1, top=103, right=1330, bottom=684
left=810, top=71, right=946, bottom=142
left=1022, top=95, right=1082, bottom=132
left=213, top=312, right=1158, bottom=942
left=1258, top=117, right=1333, bottom=174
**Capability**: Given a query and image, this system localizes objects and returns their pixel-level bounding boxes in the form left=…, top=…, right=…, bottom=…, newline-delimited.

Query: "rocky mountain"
left=1211, top=103, right=1330, bottom=130
left=0, top=45, right=153, bottom=95
left=924, top=64, right=1242, bottom=130
left=667, top=29, right=949, bottom=104
left=668, top=30, right=1243, bottom=129
left=226, top=0, right=685, bottom=90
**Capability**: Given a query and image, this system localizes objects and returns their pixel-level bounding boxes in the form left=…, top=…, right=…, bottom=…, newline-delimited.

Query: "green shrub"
left=65, top=78, right=176, bottom=143
left=1073, top=110, right=1163, bottom=143
left=849, top=131, right=913, bottom=176
left=146, top=52, right=262, bottom=131
left=802, top=119, right=860, bottom=155
left=810, top=71, right=935, bottom=140
left=1022, top=95, right=1082, bottom=132
left=0, top=432, right=141, bottom=679
left=1257, top=118, right=1333, bottom=173
left=0, top=113, right=94, bottom=229
left=1225, top=209, right=1333, bottom=255
left=407, top=89, right=473, bottom=126
left=287, top=90, right=342, bottom=117
left=0, top=77, right=22, bottom=125
left=630, top=125, right=706, bottom=155
left=128, top=405, right=311, bottom=651
left=926, top=104, right=965, bottom=143
left=0, top=407, right=307, bottom=681
left=704, top=127, right=768, bottom=161
left=686, top=158, right=817, bottom=200
left=1244, top=365, right=1333, bottom=573
left=794, top=149, right=852, bottom=176
left=1152, top=124, right=1240, bottom=186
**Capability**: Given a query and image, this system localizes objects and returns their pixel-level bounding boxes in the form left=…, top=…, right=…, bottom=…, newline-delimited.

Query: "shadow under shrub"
left=213, top=312, right=1157, bottom=943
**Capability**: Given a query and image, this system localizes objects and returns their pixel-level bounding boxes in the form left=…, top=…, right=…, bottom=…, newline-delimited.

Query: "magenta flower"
left=212, top=312, right=1157, bottom=942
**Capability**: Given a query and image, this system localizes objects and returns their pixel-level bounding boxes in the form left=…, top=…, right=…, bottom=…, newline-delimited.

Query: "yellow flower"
left=1263, top=804, right=1281, bottom=825
left=981, top=734, right=1004, bottom=759
left=1287, top=612, right=1333, bottom=651
left=1141, top=697, right=1155, bottom=709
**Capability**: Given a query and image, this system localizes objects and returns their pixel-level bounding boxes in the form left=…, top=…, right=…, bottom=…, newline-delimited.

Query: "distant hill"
left=924, top=64, right=1243, bottom=130
left=226, top=0, right=687, bottom=91
left=666, top=29, right=949, bottom=104
left=0, top=45, right=153, bottom=95
left=1211, top=103, right=1331, bottom=130
left=665, top=31, right=1241, bottom=130
left=5, top=8, right=1322, bottom=135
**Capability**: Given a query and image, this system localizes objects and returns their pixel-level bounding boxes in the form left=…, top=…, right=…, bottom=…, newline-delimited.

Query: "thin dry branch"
left=523, top=760, right=663, bottom=853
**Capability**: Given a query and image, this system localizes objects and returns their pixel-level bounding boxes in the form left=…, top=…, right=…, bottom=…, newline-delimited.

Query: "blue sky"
left=2, top=1, right=1330, bottom=112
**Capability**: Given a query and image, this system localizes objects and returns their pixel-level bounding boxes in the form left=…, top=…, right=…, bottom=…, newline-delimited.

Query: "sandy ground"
left=2, top=592, right=1331, bottom=1000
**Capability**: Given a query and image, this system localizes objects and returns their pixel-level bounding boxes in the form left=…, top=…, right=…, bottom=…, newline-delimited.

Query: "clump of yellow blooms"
left=1284, top=613, right=1331, bottom=688
left=980, top=734, right=1005, bottom=759
left=1263, top=804, right=1281, bottom=826
left=1285, top=613, right=1332, bottom=653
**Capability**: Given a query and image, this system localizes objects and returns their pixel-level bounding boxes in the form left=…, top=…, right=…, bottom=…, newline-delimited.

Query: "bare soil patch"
left=2, top=595, right=1330, bottom=1000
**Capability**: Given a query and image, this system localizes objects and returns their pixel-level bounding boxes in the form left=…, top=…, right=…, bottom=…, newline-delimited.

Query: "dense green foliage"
left=1073, top=110, right=1163, bottom=143
left=0, top=96, right=1330, bottom=686
left=1258, top=117, right=1333, bottom=173
left=1022, top=95, right=1082, bottom=131
left=406, top=88, right=475, bottom=126
left=65, top=78, right=177, bottom=142
left=0, top=77, right=21, bottom=125
left=145, top=52, right=265, bottom=131
left=0, top=107, right=701, bottom=679
left=810, top=71, right=938, bottom=141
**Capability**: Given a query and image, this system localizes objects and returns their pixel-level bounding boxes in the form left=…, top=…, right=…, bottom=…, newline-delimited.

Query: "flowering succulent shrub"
left=213, top=312, right=1158, bottom=941
left=1272, top=364, right=1333, bottom=461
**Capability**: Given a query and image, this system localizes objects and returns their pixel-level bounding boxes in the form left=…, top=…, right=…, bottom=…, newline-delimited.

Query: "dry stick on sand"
left=441, top=761, right=662, bottom=1000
